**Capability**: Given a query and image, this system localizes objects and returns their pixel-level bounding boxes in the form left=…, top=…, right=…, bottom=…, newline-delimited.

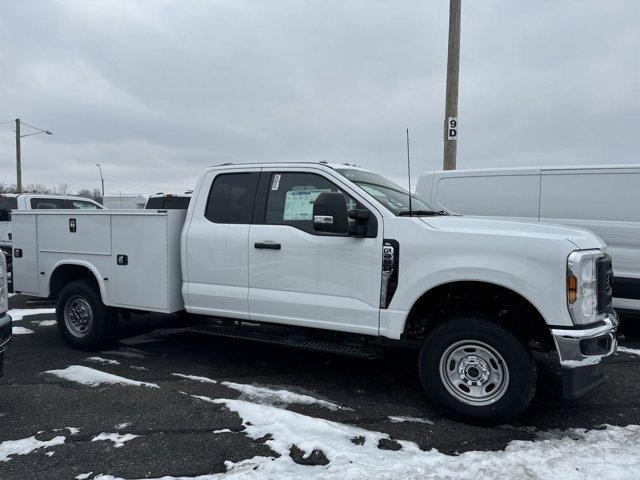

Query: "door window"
left=265, top=172, right=362, bottom=234
left=66, top=200, right=101, bottom=209
left=0, top=197, right=17, bottom=221
left=205, top=172, right=259, bottom=224
left=30, top=198, right=65, bottom=209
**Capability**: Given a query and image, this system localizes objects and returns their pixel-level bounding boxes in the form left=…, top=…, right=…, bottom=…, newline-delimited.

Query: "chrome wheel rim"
left=439, top=340, right=509, bottom=406
left=64, top=296, right=93, bottom=338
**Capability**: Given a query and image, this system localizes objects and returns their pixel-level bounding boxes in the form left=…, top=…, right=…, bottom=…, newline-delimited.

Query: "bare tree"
left=76, top=188, right=93, bottom=198
left=23, top=184, right=52, bottom=194
left=75, top=188, right=103, bottom=204
left=52, top=184, right=71, bottom=195
left=91, top=188, right=103, bottom=204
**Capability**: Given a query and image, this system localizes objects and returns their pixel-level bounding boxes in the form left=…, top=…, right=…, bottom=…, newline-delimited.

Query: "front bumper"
left=551, top=314, right=618, bottom=399
left=0, top=313, right=11, bottom=381
left=551, top=314, right=618, bottom=369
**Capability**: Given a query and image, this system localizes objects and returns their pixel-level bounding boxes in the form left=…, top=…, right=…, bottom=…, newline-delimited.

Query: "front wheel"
left=56, top=280, right=116, bottom=350
left=419, top=318, right=536, bottom=425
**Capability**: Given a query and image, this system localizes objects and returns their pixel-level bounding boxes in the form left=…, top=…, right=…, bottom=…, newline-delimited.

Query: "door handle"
left=254, top=242, right=281, bottom=250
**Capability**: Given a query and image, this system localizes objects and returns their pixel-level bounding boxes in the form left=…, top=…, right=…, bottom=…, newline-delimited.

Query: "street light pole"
left=443, top=0, right=461, bottom=170
left=96, top=164, right=105, bottom=199
left=15, top=119, right=22, bottom=193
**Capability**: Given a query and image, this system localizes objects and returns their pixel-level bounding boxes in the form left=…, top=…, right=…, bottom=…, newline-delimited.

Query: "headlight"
left=567, top=249, right=602, bottom=325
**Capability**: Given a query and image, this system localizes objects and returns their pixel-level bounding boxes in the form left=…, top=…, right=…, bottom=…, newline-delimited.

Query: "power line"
left=20, top=121, right=53, bottom=134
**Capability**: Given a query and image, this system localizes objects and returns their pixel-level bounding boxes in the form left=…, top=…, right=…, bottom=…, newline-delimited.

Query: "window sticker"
left=282, top=189, right=330, bottom=220
left=271, top=174, right=281, bottom=191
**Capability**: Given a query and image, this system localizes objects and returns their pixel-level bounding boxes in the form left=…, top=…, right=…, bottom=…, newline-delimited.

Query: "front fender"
left=380, top=218, right=575, bottom=339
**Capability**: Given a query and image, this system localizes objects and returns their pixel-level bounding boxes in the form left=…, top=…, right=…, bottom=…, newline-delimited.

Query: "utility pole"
left=15, top=119, right=22, bottom=192
left=12, top=118, right=53, bottom=192
left=443, top=0, right=461, bottom=170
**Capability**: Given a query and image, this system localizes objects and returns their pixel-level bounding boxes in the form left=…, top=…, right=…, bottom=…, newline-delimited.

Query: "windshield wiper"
left=398, top=209, right=449, bottom=216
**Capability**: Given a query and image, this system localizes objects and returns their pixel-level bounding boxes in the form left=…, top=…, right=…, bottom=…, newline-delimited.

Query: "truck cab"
left=11, top=163, right=618, bottom=424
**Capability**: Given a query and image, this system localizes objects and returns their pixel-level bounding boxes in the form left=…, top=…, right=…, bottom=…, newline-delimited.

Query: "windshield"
left=335, top=168, right=432, bottom=215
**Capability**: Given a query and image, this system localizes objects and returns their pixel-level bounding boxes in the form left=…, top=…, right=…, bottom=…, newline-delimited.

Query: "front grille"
left=597, top=254, right=614, bottom=314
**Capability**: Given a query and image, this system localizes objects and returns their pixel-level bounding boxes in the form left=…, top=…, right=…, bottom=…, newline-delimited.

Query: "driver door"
left=248, top=169, right=383, bottom=335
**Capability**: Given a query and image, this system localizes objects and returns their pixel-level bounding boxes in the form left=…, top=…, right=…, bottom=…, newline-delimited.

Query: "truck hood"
left=420, top=216, right=605, bottom=250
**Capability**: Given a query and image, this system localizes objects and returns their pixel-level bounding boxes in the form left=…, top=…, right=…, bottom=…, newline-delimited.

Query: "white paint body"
left=13, top=164, right=606, bottom=338
left=416, top=165, right=640, bottom=312
left=12, top=210, right=184, bottom=313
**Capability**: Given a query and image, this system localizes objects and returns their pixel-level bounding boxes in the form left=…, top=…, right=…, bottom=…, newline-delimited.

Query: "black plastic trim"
left=562, top=364, right=605, bottom=400
left=613, top=276, right=640, bottom=301
left=382, top=239, right=399, bottom=309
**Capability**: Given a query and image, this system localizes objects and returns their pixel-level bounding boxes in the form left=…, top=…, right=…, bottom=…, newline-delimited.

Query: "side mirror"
left=313, top=192, right=349, bottom=234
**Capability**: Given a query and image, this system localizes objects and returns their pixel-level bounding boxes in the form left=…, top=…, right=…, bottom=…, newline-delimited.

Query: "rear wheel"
left=419, top=318, right=536, bottom=425
left=56, top=280, right=116, bottom=350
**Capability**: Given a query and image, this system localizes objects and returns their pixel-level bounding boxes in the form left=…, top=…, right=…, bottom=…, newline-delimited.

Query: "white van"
left=415, top=165, right=640, bottom=314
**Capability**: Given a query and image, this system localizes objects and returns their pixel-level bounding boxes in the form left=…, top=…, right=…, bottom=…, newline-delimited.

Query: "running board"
left=191, top=324, right=383, bottom=359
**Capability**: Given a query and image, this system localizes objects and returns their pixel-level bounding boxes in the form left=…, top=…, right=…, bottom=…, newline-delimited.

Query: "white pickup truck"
left=11, top=163, right=618, bottom=424
left=0, top=193, right=103, bottom=291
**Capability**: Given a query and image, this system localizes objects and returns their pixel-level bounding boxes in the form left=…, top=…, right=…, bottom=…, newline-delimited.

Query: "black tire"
left=419, top=317, right=536, bottom=425
left=56, top=280, right=117, bottom=350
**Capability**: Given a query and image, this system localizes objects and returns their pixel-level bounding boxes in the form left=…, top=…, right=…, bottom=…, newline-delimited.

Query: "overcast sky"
left=1, top=0, right=639, bottom=195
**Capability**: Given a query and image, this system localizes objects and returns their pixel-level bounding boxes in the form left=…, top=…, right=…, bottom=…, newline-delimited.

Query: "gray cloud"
left=1, top=0, right=638, bottom=195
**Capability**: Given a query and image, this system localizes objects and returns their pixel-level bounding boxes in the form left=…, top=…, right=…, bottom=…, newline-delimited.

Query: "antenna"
left=406, top=128, right=413, bottom=216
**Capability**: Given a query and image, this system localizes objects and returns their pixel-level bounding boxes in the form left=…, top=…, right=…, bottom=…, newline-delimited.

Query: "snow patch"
left=182, top=395, right=640, bottom=480
left=0, top=435, right=65, bottom=462
left=91, top=432, right=139, bottom=448
left=130, top=366, right=148, bottom=371
left=45, top=451, right=55, bottom=457
left=115, top=423, right=132, bottom=430
left=31, top=319, right=57, bottom=327
left=12, top=326, right=34, bottom=335
left=86, top=356, right=121, bottom=366
left=76, top=472, right=94, bottom=479
left=172, top=373, right=218, bottom=384
left=54, top=427, right=81, bottom=435
left=8, top=308, right=56, bottom=322
left=221, top=381, right=345, bottom=411
left=388, top=415, right=434, bottom=425
left=45, top=365, right=159, bottom=388
left=617, top=346, right=640, bottom=357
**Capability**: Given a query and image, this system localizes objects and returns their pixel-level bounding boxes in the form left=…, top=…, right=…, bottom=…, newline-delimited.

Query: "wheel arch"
left=402, top=280, right=555, bottom=351
left=48, top=261, right=107, bottom=302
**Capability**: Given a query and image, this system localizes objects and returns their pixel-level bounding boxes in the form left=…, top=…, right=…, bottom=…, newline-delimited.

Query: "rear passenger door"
left=183, top=168, right=260, bottom=319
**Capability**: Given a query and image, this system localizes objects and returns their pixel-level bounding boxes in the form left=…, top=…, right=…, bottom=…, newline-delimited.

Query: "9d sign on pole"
left=443, top=0, right=461, bottom=170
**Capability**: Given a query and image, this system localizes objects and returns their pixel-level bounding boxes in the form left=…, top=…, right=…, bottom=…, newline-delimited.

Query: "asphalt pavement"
left=1, top=295, right=639, bottom=479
